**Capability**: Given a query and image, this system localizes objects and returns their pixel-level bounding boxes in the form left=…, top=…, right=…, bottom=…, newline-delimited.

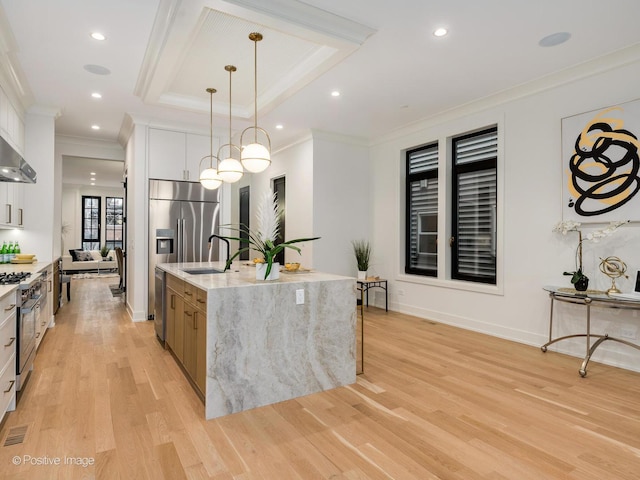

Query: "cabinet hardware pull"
left=4, top=380, right=14, bottom=393
left=185, top=291, right=192, bottom=296
left=5, top=204, right=10, bottom=224
left=449, top=236, right=455, bottom=247
left=48, top=280, right=52, bottom=292
left=185, top=311, right=192, bottom=317
left=18, top=208, right=22, bottom=226
left=197, top=298, right=205, bottom=304
left=4, top=337, right=15, bottom=347
left=194, top=313, right=197, bottom=330
left=36, top=332, right=40, bottom=338
left=170, top=295, right=175, bottom=309
left=4, top=304, right=15, bottom=312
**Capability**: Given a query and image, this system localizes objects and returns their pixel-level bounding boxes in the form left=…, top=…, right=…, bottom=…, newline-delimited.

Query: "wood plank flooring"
left=1, top=276, right=640, bottom=478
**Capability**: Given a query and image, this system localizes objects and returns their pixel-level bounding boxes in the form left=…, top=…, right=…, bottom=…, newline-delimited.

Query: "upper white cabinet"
left=0, top=86, right=24, bottom=155
left=187, top=133, right=217, bottom=182
left=0, top=183, right=23, bottom=229
left=148, top=128, right=219, bottom=182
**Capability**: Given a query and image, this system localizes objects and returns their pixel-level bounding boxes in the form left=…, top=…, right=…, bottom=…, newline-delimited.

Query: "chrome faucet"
left=208, top=234, right=230, bottom=264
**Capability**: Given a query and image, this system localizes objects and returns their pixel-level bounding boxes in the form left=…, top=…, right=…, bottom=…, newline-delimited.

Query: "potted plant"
left=352, top=240, right=371, bottom=281
left=100, top=244, right=110, bottom=259
left=220, top=189, right=319, bottom=280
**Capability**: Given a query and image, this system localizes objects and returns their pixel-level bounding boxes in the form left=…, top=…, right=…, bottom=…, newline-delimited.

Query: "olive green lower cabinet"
left=165, top=273, right=207, bottom=399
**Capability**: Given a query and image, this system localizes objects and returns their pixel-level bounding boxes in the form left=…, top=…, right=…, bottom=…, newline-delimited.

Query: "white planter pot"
left=256, top=262, right=280, bottom=281
left=357, top=270, right=367, bottom=281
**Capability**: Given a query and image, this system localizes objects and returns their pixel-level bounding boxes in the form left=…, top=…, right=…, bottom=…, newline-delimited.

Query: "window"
left=405, top=143, right=438, bottom=276
left=105, top=197, right=124, bottom=250
left=404, top=125, right=499, bottom=286
left=452, top=127, right=497, bottom=284
left=82, top=196, right=101, bottom=250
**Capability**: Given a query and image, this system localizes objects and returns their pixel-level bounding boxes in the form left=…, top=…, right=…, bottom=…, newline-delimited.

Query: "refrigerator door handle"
left=176, top=218, right=182, bottom=262
left=182, top=218, right=187, bottom=262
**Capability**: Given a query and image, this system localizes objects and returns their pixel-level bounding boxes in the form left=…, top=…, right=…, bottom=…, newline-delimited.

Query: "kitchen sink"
left=181, top=268, right=225, bottom=275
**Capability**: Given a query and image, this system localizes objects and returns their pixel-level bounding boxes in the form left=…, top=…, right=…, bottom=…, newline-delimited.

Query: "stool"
left=61, top=274, right=71, bottom=301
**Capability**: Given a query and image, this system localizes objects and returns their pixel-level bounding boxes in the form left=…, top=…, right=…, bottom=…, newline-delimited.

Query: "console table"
left=541, top=286, right=640, bottom=376
left=357, top=278, right=388, bottom=313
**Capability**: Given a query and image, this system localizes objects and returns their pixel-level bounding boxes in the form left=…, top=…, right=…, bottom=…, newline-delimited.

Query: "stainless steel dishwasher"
left=154, top=267, right=165, bottom=343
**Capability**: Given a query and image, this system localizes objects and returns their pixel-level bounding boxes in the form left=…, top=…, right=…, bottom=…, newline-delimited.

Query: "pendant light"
left=217, top=65, right=244, bottom=183
left=240, top=32, right=271, bottom=173
left=199, top=87, right=222, bottom=190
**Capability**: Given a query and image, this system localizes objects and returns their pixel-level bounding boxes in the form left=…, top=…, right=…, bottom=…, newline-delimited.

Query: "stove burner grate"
left=0, top=271, right=30, bottom=285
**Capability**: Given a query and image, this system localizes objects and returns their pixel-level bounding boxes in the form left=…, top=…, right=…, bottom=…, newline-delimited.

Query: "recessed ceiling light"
left=275, top=124, right=283, bottom=130
left=91, top=125, right=100, bottom=130
left=539, top=32, right=571, bottom=47
left=433, top=28, right=448, bottom=37
left=91, top=32, right=106, bottom=41
left=91, top=92, right=102, bottom=99
left=83, top=64, right=111, bottom=76
left=90, top=172, right=96, bottom=175
left=91, top=182, right=96, bottom=186
left=331, top=91, right=340, bottom=97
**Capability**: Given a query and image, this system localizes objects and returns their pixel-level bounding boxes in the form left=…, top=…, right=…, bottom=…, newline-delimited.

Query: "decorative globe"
left=217, top=157, right=243, bottom=183
left=241, top=143, right=271, bottom=172
left=599, top=256, right=627, bottom=294
left=199, top=167, right=222, bottom=190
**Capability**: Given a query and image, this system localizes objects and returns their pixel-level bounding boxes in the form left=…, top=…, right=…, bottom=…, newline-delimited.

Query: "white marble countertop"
left=157, top=261, right=354, bottom=291
left=0, top=261, right=52, bottom=299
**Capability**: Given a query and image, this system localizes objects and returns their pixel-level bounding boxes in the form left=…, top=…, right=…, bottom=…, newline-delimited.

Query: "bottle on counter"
left=0, top=242, right=5, bottom=264
left=14, top=242, right=20, bottom=257
left=7, top=241, right=14, bottom=262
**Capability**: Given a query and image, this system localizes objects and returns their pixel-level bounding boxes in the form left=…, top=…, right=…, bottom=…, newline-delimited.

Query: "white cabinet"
left=148, top=128, right=219, bottom=182
left=0, top=183, right=23, bottom=229
left=36, top=264, right=53, bottom=350
left=0, top=86, right=24, bottom=155
left=0, top=290, right=16, bottom=423
left=187, top=133, right=217, bottom=182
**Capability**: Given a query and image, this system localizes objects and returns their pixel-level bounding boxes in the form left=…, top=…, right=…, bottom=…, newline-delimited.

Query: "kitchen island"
left=157, top=262, right=356, bottom=420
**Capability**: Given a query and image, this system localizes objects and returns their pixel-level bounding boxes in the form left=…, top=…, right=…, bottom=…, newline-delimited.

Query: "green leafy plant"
left=352, top=240, right=371, bottom=272
left=219, top=189, right=319, bottom=279
left=100, top=244, right=110, bottom=258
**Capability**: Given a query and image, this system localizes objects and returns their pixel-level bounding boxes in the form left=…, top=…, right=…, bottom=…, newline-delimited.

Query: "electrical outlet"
left=296, top=289, right=304, bottom=305
left=620, top=325, right=637, bottom=339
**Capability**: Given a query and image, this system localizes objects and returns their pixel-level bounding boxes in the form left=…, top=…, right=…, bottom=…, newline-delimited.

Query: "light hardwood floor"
left=1, top=276, right=640, bottom=479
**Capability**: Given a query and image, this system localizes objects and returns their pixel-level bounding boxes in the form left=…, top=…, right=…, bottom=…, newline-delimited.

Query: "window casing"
left=451, top=127, right=498, bottom=284
left=404, top=125, right=499, bottom=286
left=105, top=197, right=124, bottom=250
left=405, top=144, right=438, bottom=276
left=82, top=196, right=101, bottom=250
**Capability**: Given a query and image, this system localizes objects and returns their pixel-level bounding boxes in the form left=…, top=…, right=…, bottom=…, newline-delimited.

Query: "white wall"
left=312, top=131, right=370, bottom=277
left=229, top=136, right=316, bottom=268
left=370, top=55, right=640, bottom=372
left=0, top=110, right=57, bottom=262
left=60, top=184, right=124, bottom=252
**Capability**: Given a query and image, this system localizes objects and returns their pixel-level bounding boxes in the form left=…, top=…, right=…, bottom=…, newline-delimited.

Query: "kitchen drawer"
left=0, top=308, right=16, bottom=371
left=0, top=290, right=16, bottom=324
left=166, top=273, right=183, bottom=292
left=195, top=287, right=207, bottom=312
left=0, top=353, right=15, bottom=417
left=183, top=282, right=196, bottom=305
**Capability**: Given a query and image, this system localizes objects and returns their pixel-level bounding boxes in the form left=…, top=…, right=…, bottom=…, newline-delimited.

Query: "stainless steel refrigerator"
left=148, top=179, right=220, bottom=341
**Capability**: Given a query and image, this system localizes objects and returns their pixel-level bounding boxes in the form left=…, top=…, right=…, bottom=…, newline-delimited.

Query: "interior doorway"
left=272, top=176, right=285, bottom=264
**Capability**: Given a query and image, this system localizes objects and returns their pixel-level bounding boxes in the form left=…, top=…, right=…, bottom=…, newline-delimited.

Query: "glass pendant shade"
left=240, top=32, right=271, bottom=174
left=241, top=141, right=271, bottom=173
left=217, top=157, right=243, bottom=183
left=199, top=166, right=222, bottom=190
left=199, top=87, right=222, bottom=190
left=218, top=64, right=243, bottom=184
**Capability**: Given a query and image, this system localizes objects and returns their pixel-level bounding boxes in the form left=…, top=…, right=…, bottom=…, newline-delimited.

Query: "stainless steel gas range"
left=5, top=271, right=44, bottom=391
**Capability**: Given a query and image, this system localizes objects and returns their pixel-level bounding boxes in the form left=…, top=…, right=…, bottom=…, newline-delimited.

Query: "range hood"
left=0, top=135, right=36, bottom=183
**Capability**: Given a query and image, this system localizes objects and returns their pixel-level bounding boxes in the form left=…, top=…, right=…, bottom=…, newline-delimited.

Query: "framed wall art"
left=561, top=98, right=640, bottom=222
